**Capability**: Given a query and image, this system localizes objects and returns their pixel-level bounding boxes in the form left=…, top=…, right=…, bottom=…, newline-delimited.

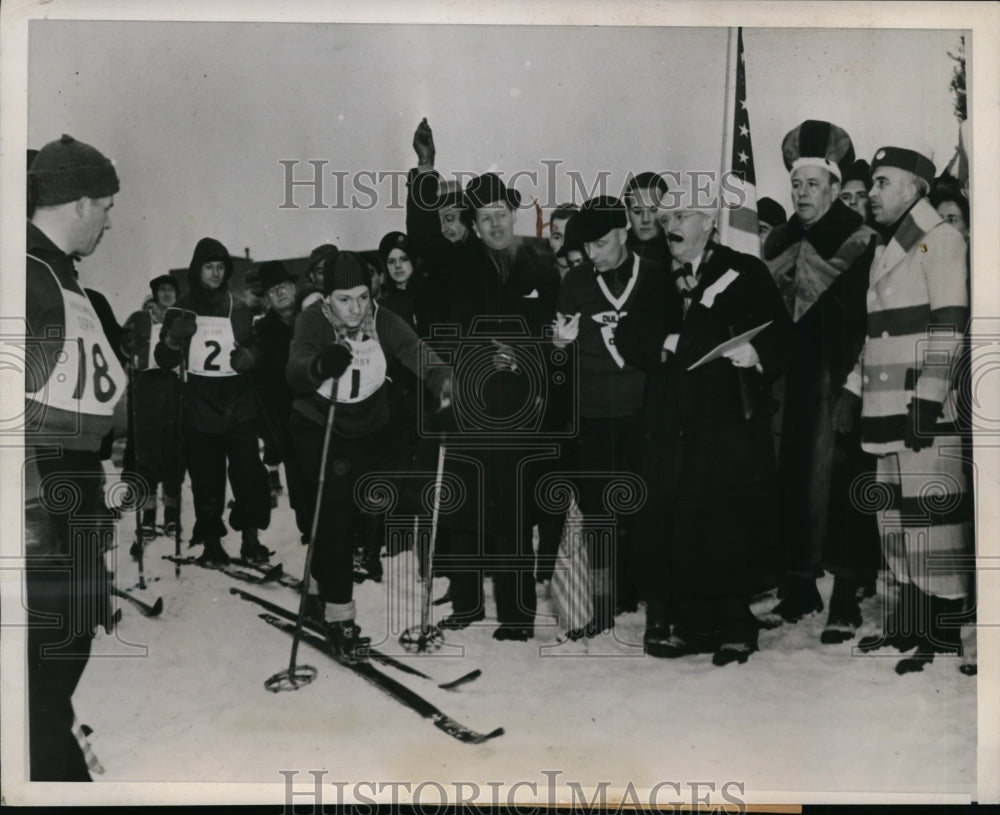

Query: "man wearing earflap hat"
left=761, top=120, right=882, bottom=642
left=836, top=146, right=971, bottom=674
left=24, top=133, right=124, bottom=779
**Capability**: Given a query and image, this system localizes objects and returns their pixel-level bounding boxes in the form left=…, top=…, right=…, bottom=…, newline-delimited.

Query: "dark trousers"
left=290, top=413, right=394, bottom=605
left=446, top=532, right=537, bottom=627
left=184, top=420, right=270, bottom=542
left=26, top=449, right=115, bottom=781
left=125, top=372, right=182, bottom=511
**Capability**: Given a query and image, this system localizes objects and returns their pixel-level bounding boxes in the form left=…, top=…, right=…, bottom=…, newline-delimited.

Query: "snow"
left=69, top=462, right=977, bottom=806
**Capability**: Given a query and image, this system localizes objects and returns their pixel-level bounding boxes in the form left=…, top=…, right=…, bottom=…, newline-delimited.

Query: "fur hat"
left=28, top=134, right=120, bottom=206
left=782, top=120, right=856, bottom=182
left=149, top=274, right=179, bottom=298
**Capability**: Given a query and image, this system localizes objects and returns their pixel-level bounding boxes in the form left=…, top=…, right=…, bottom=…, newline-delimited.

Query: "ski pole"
left=174, top=347, right=187, bottom=578
left=265, top=390, right=336, bottom=692
left=126, top=356, right=147, bottom=590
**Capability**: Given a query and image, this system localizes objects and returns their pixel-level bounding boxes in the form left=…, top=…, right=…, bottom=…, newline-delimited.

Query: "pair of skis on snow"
left=164, top=551, right=503, bottom=744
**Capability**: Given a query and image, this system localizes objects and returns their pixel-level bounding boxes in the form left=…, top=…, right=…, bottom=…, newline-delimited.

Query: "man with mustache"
left=762, top=120, right=881, bottom=643
left=616, top=174, right=792, bottom=665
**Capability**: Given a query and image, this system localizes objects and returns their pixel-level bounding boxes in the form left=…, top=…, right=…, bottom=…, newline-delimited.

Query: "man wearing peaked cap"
left=838, top=146, right=972, bottom=674
left=552, top=194, right=657, bottom=636
left=762, top=120, right=881, bottom=640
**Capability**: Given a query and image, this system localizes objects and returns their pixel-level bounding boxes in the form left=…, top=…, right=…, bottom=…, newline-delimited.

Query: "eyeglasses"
left=267, top=282, right=295, bottom=296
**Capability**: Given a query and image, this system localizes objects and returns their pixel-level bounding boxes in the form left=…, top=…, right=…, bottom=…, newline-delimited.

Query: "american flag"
left=718, top=28, right=761, bottom=257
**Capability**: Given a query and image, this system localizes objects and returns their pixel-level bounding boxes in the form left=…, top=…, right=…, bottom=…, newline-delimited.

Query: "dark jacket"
left=155, top=237, right=260, bottom=433
left=616, top=242, right=793, bottom=602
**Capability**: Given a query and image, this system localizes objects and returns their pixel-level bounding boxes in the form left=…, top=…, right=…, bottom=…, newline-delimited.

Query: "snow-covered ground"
left=68, top=462, right=977, bottom=806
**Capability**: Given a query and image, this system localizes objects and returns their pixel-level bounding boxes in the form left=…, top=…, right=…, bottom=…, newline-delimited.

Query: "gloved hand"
left=832, top=388, right=861, bottom=434
left=163, top=309, right=197, bottom=349
left=412, top=117, right=436, bottom=166
left=905, top=397, right=942, bottom=452
left=230, top=346, right=256, bottom=373
left=313, top=343, right=352, bottom=380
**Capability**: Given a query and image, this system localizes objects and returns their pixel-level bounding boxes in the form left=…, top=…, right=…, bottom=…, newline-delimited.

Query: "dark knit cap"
left=842, top=159, right=872, bottom=188
left=308, top=243, right=339, bottom=268
left=870, top=147, right=936, bottom=188
left=378, top=231, right=412, bottom=265
left=149, top=274, right=179, bottom=297
left=623, top=171, right=669, bottom=201
left=435, top=179, right=467, bottom=210
left=575, top=196, right=628, bottom=243
left=28, top=134, right=120, bottom=206
left=757, top=197, right=787, bottom=227
left=257, top=260, right=297, bottom=292
left=322, top=250, right=372, bottom=295
left=464, top=172, right=522, bottom=211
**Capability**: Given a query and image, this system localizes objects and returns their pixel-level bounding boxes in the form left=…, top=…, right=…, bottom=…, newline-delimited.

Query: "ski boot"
left=240, top=529, right=271, bottom=564
left=197, top=537, right=231, bottom=566
left=139, top=508, right=158, bottom=540
left=326, top=619, right=371, bottom=664
left=858, top=582, right=921, bottom=654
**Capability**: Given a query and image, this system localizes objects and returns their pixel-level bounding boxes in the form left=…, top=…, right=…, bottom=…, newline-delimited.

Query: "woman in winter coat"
left=286, top=251, right=451, bottom=662
left=154, top=237, right=271, bottom=565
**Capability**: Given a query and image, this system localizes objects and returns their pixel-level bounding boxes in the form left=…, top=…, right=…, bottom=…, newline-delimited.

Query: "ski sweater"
left=555, top=251, right=649, bottom=418
left=287, top=302, right=451, bottom=439
left=25, top=221, right=126, bottom=451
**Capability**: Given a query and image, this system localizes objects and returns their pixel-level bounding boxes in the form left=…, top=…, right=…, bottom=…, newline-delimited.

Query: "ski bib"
left=187, top=298, right=237, bottom=377
left=316, top=334, right=388, bottom=404
left=26, top=257, right=126, bottom=417
left=589, top=254, right=640, bottom=369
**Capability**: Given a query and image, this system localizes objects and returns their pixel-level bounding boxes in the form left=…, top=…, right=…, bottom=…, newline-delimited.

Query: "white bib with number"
left=187, top=298, right=237, bottom=377
left=27, top=258, right=126, bottom=416
left=316, top=335, right=387, bottom=404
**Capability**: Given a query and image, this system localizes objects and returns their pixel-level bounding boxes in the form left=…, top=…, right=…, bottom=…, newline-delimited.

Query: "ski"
left=257, top=612, right=502, bottom=744
left=228, top=586, right=481, bottom=691
left=231, top=558, right=305, bottom=591
left=164, top=555, right=284, bottom=586
left=111, top=585, right=164, bottom=617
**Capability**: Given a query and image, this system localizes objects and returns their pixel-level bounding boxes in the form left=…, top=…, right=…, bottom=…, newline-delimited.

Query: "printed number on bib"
left=316, top=336, right=387, bottom=404
left=188, top=316, right=237, bottom=377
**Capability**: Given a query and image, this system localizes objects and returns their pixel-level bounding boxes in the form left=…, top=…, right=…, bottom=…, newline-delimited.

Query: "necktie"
left=673, top=262, right=696, bottom=301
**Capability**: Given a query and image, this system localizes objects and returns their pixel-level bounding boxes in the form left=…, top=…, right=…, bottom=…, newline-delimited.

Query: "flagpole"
left=718, top=27, right=738, bottom=231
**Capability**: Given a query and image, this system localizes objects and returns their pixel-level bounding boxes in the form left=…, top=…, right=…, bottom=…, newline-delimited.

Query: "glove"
left=412, top=117, right=436, bottom=166
left=230, top=346, right=256, bottom=373
left=832, top=388, right=861, bottom=434
left=313, top=343, right=352, bottom=380
left=163, top=309, right=197, bottom=349
left=905, top=397, right=942, bottom=452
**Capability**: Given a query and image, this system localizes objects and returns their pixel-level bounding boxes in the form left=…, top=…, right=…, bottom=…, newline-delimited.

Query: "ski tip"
left=149, top=597, right=164, bottom=616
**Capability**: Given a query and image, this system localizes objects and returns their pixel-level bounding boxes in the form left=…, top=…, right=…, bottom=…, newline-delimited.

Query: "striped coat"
left=844, top=197, right=968, bottom=454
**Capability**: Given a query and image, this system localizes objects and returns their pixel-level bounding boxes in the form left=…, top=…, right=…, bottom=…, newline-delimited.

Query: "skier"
left=286, top=251, right=451, bottom=661
left=154, top=237, right=272, bottom=566
left=121, top=273, right=184, bottom=546
left=24, top=133, right=124, bottom=779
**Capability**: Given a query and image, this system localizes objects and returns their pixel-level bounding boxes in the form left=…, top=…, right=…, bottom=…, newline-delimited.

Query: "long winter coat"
left=615, top=242, right=793, bottom=604
left=763, top=199, right=880, bottom=578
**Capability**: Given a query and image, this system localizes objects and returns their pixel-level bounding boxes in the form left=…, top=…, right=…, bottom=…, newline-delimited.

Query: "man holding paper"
left=616, top=173, right=792, bottom=666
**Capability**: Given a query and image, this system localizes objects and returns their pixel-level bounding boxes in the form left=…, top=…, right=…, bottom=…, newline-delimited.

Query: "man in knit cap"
left=839, top=159, right=873, bottom=223
left=761, top=120, right=881, bottom=641
left=838, top=146, right=971, bottom=674
left=24, top=134, right=124, bottom=779
left=756, top=197, right=787, bottom=249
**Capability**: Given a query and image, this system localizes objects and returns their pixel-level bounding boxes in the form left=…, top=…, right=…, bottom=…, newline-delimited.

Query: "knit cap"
left=322, top=251, right=372, bottom=295
left=28, top=134, right=120, bottom=206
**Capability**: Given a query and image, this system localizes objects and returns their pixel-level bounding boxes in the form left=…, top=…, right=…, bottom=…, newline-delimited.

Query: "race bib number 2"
left=188, top=316, right=237, bottom=377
